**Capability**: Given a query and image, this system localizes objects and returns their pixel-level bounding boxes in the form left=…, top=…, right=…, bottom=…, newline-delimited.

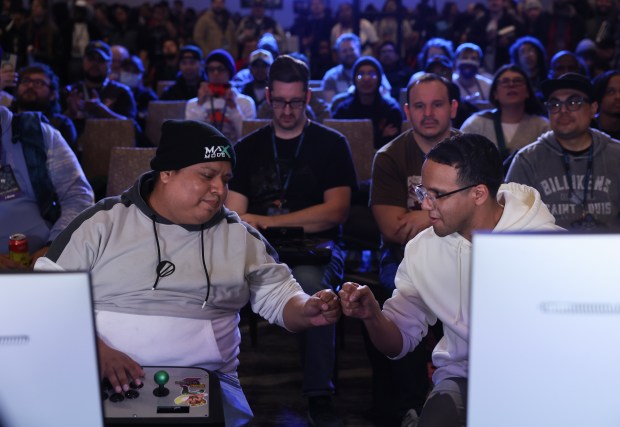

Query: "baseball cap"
left=85, top=40, right=112, bottom=61
left=542, top=73, right=593, bottom=100
left=249, top=49, right=273, bottom=66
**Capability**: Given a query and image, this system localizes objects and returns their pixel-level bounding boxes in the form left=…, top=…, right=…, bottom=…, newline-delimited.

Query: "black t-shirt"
left=229, top=121, right=358, bottom=236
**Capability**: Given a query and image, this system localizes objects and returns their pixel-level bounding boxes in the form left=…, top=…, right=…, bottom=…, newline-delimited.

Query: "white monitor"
left=469, top=232, right=620, bottom=427
left=0, top=271, right=103, bottom=427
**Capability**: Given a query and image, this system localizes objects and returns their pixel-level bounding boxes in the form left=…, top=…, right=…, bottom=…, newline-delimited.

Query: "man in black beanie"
left=34, top=119, right=342, bottom=426
left=332, top=55, right=404, bottom=149
left=160, top=45, right=208, bottom=100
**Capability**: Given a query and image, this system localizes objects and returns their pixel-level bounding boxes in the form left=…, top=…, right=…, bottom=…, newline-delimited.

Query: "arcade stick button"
left=109, top=393, right=125, bottom=403
left=129, top=381, right=144, bottom=389
left=125, top=389, right=140, bottom=399
left=153, top=370, right=170, bottom=397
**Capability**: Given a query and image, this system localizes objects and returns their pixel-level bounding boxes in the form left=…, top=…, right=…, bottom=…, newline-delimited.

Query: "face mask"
left=457, top=59, right=479, bottom=79
left=120, top=71, right=141, bottom=88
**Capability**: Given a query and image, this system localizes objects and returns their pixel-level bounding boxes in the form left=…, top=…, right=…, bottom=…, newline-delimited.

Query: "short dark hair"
left=268, top=55, right=309, bottom=92
left=490, top=64, right=544, bottom=115
left=418, top=37, right=454, bottom=70
left=18, top=63, right=59, bottom=91
left=592, top=70, right=620, bottom=104
left=426, top=133, right=503, bottom=198
left=406, top=73, right=456, bottom=105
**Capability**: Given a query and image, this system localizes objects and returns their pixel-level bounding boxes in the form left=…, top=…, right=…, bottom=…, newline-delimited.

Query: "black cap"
left=179, top=45, right=203, bottom=62
left=85, top=40, right=112, bottom=61
left=206, top=49, right=236, bottom=77
left=151, top=120, right=235, bottom=171
left=542, top=73, right=593, bottom=100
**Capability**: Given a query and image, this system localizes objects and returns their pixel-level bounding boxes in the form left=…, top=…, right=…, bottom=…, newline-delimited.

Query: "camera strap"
left=209, top=96, right=228, bottom=132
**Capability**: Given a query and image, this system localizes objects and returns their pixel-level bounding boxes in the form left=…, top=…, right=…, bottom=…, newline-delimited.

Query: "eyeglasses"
left=356, top=71, right=378, bottom=80
left=206, top=65, right=228, bottom=74
left=413, top=183, right=477, bottom=205
left=271, top=98, right=306, bottom=110
left=19, top=77, right=50, bottom=88
left=497, top=77, right=526, bottom=87
left=544, top=96, right=590, bottom=114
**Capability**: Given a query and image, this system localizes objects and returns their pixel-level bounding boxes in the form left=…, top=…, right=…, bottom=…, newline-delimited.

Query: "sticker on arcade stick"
left=174, top=393, right=207, bottom=407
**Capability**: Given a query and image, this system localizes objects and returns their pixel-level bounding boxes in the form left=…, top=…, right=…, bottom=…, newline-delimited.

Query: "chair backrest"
left=79, top=119, right=135, bottom=182
left=323, top=118, right=374, bottom=182
left=145, top=100, right=186, bottom=146
left=309, top=79, right=323, bottom=90
left=156, top=80, right=175, bottom=97
left=106, top=147, right=157, bottom=196
left=241, top=119, right=271, bottom=138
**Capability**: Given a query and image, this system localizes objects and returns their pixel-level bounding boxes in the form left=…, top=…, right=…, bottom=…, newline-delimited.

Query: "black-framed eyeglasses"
left=545, top=96, right=590, bottom=114
left=271, top=98, right=306, bottom=110
left=19, top=77, right=50, bottom=88
left=413, top=183, right=477, bottom=205
left=497, top=77, right=526, bottom=87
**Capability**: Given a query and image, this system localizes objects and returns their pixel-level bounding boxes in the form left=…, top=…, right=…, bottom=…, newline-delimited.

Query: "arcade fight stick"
left=103, top=366, right=224, bottom=426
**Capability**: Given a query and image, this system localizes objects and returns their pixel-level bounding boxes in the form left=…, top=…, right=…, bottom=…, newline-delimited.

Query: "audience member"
left=64, top=0, right=102, bottom=83
left=369, top=73, right=459, bottom=426
left=506, top=73, right=620, bottom=230
left=543, top=0, right=586, bottom=57
left=159, top=44, right=207, bottom=100
left=332, top=56, right=403, bottom=149
left=13, top=64, right=78, bottom=152
left=592, top=70, right=620, bottom=140
left=575, top=38, right=607, bottom=79
left=18, top=0, right=61, bottom=71
left=468, top=0, right=524, bottom=73
left=34, top=119, right=341, bottom=426
left=63, top=40, right=137, bottom=134
left=227, top=55, right=357, bottom=427
left=236, top=0, right=284, bottom=61
left=186, top=49, right=255, bottom=143
left=547, top=50, right=589, bottom=79
left=330, top=1, right=379, bottom=56
left=321, top=33, right=361, bottom=104
left=377, top=41, right=414, bottom=101
left=509, top=36, right=548, bottom=99
left=110, top=44, right=130, bottom=82
left=240, top=48, right=272, bottom=110
left=342, top=133, right=561, bottom=427
left=374, top=0, right=414, bottom=49
left=108, top=4, right=140, bottom=54
left=461, top=64, right=548, bottom=162
left=0, top=105, right=93, bottom=269
left=150, top=37, right=181, bottom=86
left=417, top=37, right=454, bottom=72
left=295, top=0, right=333, bottom=64
left=520, top=0, right=550, bottom=44
left=452, top=42, right=492, bottom=110
left=193, top=0, right=238, bottom=60
left=231, top=32, right=279, bottom=90
left=120, top=55, right=157, bottom=145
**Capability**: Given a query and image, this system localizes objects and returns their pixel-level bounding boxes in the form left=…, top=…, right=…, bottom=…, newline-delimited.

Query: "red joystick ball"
left=153, top=370, right=170, bottom=397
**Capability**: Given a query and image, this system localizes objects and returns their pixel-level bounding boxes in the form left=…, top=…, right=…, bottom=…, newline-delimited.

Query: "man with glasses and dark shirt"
left=226, top=55, right=357, bottom=427
left=506, top=73, right=620, bottom=230
left=340, top=133, right=561, bottom=427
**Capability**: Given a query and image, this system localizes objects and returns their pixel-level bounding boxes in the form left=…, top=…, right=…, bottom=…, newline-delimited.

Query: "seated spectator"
left=150, top=37, right=181, bottom=87
left=193, top=0, right=238, bottom=60
left=160, top=45, right=207, bottom=101
left=592, top=70, right=620, bottom=140
left=575, top=38, right=607, bottom=79
left=548, top=50, right=589, bottom=79
left=186, top=49, right=255, bottom=143
left=110, top=44, right=130, bottom=81
left=377, top=41, right=414, bottom=101
left=506, top=73, right=620, bottom=230
left=452, top=42, right=493, bottom=110
left=461, top=64, right=548, bottom=163
left=120, top=55, right=158, bottom=146
left=240, top=48, right=272, bottom=110
left=62, top=40, right=138, bottom=136
left=231, top=32, right=279, bottom=90
left=34, top=119, right=341, bottom=426
left=509, top=36, right=548, bottom=100
left=236, top=0, right=284, bottom=61
left=417, top=37, right=454, bottom=72
left=330, top=1, right=379, bottom=56
left=332, top=56, right=404, bottom=149
left=0, top=105, right=93, bottom=269
left=12, top=64, right=78, bottom=153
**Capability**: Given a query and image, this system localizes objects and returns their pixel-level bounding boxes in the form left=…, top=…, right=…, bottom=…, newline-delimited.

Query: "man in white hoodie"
left=339, top=133, right=561, bottom=427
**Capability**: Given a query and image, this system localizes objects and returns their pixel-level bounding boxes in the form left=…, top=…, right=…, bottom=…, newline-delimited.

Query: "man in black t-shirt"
left=227, top=55, right=357, bottom=427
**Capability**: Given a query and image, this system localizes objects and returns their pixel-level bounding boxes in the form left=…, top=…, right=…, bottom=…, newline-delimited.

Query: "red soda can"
left=9, top=233, right=30, bottom=267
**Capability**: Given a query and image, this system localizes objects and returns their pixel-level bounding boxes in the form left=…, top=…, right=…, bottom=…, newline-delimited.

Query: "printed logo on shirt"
left=204, top=145, right=232, bottom=161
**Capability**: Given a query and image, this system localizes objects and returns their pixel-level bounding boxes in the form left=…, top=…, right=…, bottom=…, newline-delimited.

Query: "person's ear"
left=472, top=184, right=490, bottom=206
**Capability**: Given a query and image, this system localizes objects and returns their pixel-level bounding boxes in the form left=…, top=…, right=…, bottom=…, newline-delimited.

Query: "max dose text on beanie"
left=150, top=120, right=236, bottom=171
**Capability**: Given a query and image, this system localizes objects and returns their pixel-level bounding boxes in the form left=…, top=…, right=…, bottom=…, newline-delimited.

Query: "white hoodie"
left=382, top=183, right=563, bottom=385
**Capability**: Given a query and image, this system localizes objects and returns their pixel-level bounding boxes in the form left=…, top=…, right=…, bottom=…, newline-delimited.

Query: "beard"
left=15, top=96, right=50, bottom=113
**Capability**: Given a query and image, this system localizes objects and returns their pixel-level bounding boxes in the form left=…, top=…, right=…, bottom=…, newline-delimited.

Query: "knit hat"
left=352, top=55, right=383, bottom=82
left=206, top=49, right=236, bottom=77
left=542, top=73, right=593, bottom=100
left=180, top=45, right=203, bottom=62
left=150, top=120, right=235, bottom=171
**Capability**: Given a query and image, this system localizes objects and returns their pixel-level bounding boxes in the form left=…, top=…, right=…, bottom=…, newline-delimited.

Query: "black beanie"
left=206, top=49, right=236, bottom=77
left=150, top=120, right=235, bottom=171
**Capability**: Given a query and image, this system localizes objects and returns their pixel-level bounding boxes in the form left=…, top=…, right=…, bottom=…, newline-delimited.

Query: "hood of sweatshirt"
left=495, top=182, right=563, bottom=232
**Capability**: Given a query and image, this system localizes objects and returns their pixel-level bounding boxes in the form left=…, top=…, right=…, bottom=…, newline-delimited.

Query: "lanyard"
left=271, top=123, right=307, bottom=203
left=562, top=143, right=594, bottom=211
left=208, top=97, right=228, bottom=132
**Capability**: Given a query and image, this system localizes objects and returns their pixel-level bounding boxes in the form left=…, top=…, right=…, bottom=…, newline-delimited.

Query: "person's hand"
left=394, top=210, right=431, bottom=244
left=239, top=213, right=275, bottom=230
left=65, top=86, right=86, bottom=118
left=29, top=246, right=49, bottom=268
left=381, top=123, right=399, bottom=138
left=197, top=81, right=212, bottom=105
left=98, top=338, right=144, bottom=394
left=303, top=289, right=341, bottom=326
left=0, top=254, right=27, bottom=270
left=338, top=282, right=381, bottom=320
left=83, top=89, right=107, bottom=116
left=224, top=87, right=238, bottom=109
left=0, top=68, right=17, bottom=91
